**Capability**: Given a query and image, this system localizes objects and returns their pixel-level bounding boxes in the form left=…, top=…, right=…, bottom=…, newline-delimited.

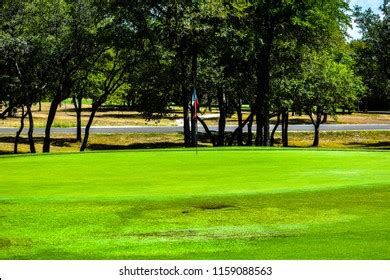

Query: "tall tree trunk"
left=207, top=95, right=212, bottom=111
left=270, top=112, right=281, bottom=146
left=182, top=87, right=191, bottom=148
left=308, top=111, right=322, bottom=147
left=43, top=79, right=71, bottom=153
left=27, top=105, right=36, bottom=153
left=255, top=112, right=263, bottom=146
left=246, top=113, right=254, bottom=146
left=14, top=107, right=27, bottom=154
left=255, top=73, right=271, bottom=147
left=263, top=111, right=270, bottom=146
left=255, top=9, right=273, bottom=147
left=38, top=100, right=42, bottom=112
left=217, top=87, right=226, bottom=146
left=72, top=94, right=83, bottom=142
left=313, top=125, right=320, bottom=147
left=236, top=100, right=243, bottom=146
left=178, top=47, right=191, bottom=148
left=322, top=113, right=328, bottom=123
left=43, top=96, right=61, bottom=153
left=80, top=103, right=98, bottom=152
left=282, top=110, right=289, bottom=147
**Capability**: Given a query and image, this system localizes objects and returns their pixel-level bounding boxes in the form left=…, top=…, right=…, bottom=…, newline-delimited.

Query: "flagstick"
left=191, top=87, right=199, bottom=155
left=196, top=118, right=198, bottom=155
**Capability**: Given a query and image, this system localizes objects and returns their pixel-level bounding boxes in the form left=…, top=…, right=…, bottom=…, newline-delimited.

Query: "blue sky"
left=350, top=0, right=383, bottom=12
left=348, top=0, right=384, bottom=39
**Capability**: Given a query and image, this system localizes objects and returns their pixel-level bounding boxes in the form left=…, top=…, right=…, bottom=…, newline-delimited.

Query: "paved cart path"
left=0, top=124, right=389, bottom=134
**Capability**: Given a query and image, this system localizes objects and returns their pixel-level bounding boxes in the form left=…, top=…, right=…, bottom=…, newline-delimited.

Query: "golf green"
left=0, top=148, right=389, bottom=259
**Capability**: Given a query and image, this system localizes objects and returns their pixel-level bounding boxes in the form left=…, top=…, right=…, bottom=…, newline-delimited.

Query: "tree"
left=351, top=5, right=389, bottom=110
left=237, top=0, right=351, bottom=146
left=0, top=39, right=41, bottom=153
left=1, top=0, right=48, bottom=153
left=104, top=0, right=175, bottom=129
left=79, top=49, right=132, bottom=151
left=270, top=38, right=302, bottom=147
left=39, top=0, right=107, bottom=152
left=295, top=51, right=365, bottom=146
left=192, top=1, right=249, bottom=147
left=143, top=0, right=235, bottom=147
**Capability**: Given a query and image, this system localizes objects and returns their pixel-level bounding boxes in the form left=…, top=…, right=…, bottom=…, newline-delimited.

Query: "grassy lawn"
left=0, top=149, right=389, bottom=259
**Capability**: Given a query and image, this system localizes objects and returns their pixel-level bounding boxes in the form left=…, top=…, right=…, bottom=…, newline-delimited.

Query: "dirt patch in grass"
left=195, top=204, right=237, bottom=211
left=127, top=229, right=293, bottom=240
left=0, top=237, right=33, bottom=249
left=0, top=238, right=12, bottom=248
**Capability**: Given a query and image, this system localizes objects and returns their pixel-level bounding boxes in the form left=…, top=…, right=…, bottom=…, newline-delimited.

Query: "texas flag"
left=191, top=88, right=199, bottom=118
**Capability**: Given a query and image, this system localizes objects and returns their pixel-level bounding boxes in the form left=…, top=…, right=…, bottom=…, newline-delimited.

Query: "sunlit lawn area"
left=0, top=149, right=389, bottom=259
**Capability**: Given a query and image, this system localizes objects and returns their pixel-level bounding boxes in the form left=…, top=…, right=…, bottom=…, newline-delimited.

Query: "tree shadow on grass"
left=0, top=150, right=14, bottom=155
left=0, top=136, right=78, bottom=147
left=0, top=136, right=30, bottom=144
left=51, top=138, right=79, bottom=147
left=0, top=136, right=81, bottom=155
left=0, top=136, right=32, bottom=155
left=87, top=138, right=211, bottom=151
left=287, top=119, right=314, bottom=125
left=345, top=141, right=390, bottom=149
left=87, top=142, right=185, bottom=150
left=0, top=136, right=37, bottom=154
left=93, top=113, right=141, bottom=119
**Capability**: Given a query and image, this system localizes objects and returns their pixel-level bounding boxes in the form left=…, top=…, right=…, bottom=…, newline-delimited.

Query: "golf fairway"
left=0, top=148, right=389, bottom=259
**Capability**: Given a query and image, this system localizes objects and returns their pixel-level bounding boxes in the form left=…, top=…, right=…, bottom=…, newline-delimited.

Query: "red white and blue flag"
left=192, top=88, right=199, bottom=118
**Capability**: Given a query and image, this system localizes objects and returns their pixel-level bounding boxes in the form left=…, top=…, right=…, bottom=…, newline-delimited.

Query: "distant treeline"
left=0, top=0, right=388, bottom=153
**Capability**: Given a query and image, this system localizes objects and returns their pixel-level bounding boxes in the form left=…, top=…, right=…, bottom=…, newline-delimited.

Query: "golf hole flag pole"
left=191, top=87, right=199, bottom=152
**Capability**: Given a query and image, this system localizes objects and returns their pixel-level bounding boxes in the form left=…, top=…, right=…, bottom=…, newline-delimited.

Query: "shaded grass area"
left=283, top=130, right=390, bottom=149
left=0, top=149, right=389, bottom=259
left=1, top=130, right=389, bottom=155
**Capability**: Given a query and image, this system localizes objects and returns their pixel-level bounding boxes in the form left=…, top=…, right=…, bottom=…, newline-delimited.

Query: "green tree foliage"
left=79, top=49, right=133, bottom=151
left=225, top=0, right=352, bottom=146
left=293, top=51, right=365, bottom=146
left=0, top=0, right=50, bottom=153
left=39, top=0, right=109, bottom=152
left=351, top=4, right=389, bottom=110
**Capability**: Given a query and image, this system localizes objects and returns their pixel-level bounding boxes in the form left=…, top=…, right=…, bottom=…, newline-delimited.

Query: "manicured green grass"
left=0, top=148, right=389, bottom=259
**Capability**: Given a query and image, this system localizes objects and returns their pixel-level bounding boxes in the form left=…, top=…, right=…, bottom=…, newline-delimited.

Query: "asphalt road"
left=0, top=124, right=389, bottom=134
